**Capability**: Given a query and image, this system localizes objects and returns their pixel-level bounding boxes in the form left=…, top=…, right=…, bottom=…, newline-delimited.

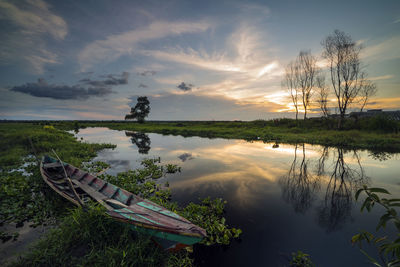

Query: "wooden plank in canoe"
left=70, top=179, right=113, bottom=210
left=43, top=162, right=63, bottom=169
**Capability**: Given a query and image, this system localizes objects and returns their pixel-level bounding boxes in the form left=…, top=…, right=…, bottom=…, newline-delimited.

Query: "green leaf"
left=355, top=188, right=364, bottom=201
left=376, top=214, right=391, bottom=231
left=368, top=188, right=390, bottom=194
left=359, top=249, right=382, bottom=267
left=352, top=234, right=361, bottom=244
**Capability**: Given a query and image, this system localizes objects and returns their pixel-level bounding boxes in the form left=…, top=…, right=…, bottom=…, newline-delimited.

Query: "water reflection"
left=279, top=144, right=320, bottom=214
left=317, top=148, right=368, bottom=232
left=178, top=152, right=194, bottom=162
left=125, top=131, right=151, bottom=154
left=280, top=145, right=369, bottom=232
left=368, top=151, right=393, bottom=161
left=73, top=128, right=400, bottom=267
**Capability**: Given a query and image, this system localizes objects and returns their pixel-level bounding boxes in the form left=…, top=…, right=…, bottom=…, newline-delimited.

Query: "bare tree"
left=282, top=61, right=299, bottom=120
left=359, top=81, right=377, bottom=112
left=316, top=75, right=330, bottom=117
left=322, top=30, right=366, bottom=128
left=296, top=51, right=319, bottom=119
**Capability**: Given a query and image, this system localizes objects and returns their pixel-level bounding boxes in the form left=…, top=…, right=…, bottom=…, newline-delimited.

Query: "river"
left=75, top=127, right=400, bottom=266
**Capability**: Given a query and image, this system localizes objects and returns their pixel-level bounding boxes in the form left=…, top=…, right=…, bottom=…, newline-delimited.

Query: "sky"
left=0, top=0, right=399, bottom=120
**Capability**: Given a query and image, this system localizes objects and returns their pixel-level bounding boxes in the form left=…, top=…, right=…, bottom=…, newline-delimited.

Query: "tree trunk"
left=338, top=113, right=345, bottom=129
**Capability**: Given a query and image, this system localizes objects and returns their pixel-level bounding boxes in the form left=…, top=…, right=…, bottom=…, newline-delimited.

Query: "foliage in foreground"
left=8, top=204, right=176, bottom=267
left=289, top=251, right=315, bottom=267
left=8, top=159, right=241, bottom=266
left=352, top=186, right=400, bottom=266
left=0, top=123, right=115, bottom=241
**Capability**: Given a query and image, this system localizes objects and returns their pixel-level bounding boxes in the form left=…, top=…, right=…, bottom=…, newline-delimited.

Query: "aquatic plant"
left=289, top=251, right=315, bottom=267
left=352, top=186, right=400, bottom=266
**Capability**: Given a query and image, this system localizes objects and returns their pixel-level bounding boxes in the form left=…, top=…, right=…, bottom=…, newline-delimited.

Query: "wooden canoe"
left=40, top=155, right=206, bottom=251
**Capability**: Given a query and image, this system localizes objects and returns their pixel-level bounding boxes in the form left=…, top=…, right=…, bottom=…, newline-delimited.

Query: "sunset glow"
left=0, top=0, right=399, bottom=120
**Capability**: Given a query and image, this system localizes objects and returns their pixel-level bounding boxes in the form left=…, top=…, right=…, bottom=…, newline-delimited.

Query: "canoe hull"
left=40, top=155, right=206, bottom=250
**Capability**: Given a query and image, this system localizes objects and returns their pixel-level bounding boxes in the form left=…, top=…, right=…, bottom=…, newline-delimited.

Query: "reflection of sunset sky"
left=76, top=128, right=400, bottom=207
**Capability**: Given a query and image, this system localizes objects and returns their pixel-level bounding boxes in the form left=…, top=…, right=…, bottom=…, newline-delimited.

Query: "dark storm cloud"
left=11, top=78, right=113, bottom=100
left=177, top=82, right=193, bottom=91
left=81, top=72, right=129, bottom=86
left=137, top=70, right=157, bottom=76
left=138, top=83, right=148, bottom=88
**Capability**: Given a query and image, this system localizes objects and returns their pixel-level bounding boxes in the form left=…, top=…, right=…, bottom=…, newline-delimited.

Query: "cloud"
left=0, top=0, right=67, bottom=74
left=137, top=70, right=157, bottom=76
left=80, top=72, right=129, bottom=86
left=145, top=48, right=243, bottom=72
left=10, top=71, right=129, bottom=100
left=138, top=83, right=148, bottom=88
left=362, top=36, right=400, bottom=62
left=368, top=75, right=394, bottom=81
left=177, top=82, right=194, bottom=91
left=11, top=78, right=114, bottom=100
left=145, top=24, right=279, bottom=76
left=78, top=20, right=210, bottom=71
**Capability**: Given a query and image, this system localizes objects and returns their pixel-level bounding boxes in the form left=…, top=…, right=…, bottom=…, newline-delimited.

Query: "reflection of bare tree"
left=316, top=147, right=329, bottom=177
left=125, top=131, right=151, bottom=154
left=317, top=148, right=368, bottom=232
left=280, top=144, right=320, bottom=214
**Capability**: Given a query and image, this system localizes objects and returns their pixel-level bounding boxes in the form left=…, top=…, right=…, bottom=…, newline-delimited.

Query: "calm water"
left=75, top=127, right=400, bottom=267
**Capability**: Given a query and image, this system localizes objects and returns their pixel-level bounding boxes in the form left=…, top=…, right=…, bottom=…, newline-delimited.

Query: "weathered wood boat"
left=40, top=155, right=206, bottom=251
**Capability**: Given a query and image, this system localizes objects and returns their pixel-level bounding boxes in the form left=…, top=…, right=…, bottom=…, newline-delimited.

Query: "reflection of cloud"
left=178, top=153, right=193, bottom=162
left=107, top=159, right=130, bottom=169
left=171, top=140, right=289, bottom=191
left=264, top=144, right=320, bottom=157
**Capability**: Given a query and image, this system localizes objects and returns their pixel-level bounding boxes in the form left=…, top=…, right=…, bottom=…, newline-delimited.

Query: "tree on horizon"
left=125, top=96, right=150, bottom=123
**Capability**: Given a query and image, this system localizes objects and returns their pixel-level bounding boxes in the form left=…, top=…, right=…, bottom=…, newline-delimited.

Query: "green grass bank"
left=49, top=117, right=400, bottom=152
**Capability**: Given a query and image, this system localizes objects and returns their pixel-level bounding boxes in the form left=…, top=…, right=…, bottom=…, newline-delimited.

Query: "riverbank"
left=50, top=117, right=400, bottom=152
